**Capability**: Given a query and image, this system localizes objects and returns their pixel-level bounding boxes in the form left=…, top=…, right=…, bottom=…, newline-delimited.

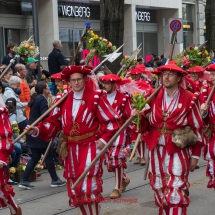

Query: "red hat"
left=51, top=72, right=62, bottom=80
left=205, top=64, right=215, bottom=72
left=99, top=74, right=120, bottom=82
left=130, top=67, right=142, bottom=75
left=186, top=66, right=205, bottom=73
left=136, top=64, right=146, bottom=72
left=156, top=64, right=187, bottom=75
left=61, top=65, right=92, bottom=82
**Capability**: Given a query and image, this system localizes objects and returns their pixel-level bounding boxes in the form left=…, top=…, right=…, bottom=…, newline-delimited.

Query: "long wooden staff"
left=12, top=91, right=71, bottom=144
left=72, top=26, right=87, bottom=65
left=0, top=55, right=20, bottom=80
left=143, top=151, right=149, bottom=180
left=129, top=133, right=141, bottom=162
left=41, top=139, right=53, bottom=165
left=71, top=85, right=162, bottom=190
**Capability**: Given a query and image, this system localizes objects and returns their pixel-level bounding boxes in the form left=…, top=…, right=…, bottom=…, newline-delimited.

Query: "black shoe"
left=18, top=180, right=34, bottom=190
left=7, top=179, right=18, bottom=185
left=51, top=178, right=66, bottom=187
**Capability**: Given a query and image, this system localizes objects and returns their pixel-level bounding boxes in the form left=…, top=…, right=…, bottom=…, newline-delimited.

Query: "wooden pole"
left=71, top=85, right=162, bottom=190
left=12, top=91, right=71, bottom=144
left=129, top=133, right=141, bottom=162
left=0, top=55, right=20, bottom=80
left=41, top=139, right=53, bottom=165
left=143, top=152, right=149, bottom=180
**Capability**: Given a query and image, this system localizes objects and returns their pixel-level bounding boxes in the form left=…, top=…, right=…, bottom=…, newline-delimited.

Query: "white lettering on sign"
left=40, top=57, right=48, bottom=61
left=136, top=11, right=151, bottom=22
left=61, top=5, right=90, bottom=18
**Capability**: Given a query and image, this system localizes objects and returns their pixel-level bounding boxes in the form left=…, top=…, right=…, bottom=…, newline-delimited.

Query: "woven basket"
left=15, top=171, right=36, bottom=183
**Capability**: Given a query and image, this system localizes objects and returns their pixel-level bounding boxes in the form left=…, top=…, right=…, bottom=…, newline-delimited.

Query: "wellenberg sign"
left=59, top=5, right=152, bottom=22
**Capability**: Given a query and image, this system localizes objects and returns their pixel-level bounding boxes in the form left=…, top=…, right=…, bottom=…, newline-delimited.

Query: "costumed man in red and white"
left=99, top=74, right=139, bottom=199
left=25, top=66, right=119, bottom=215
left=132, top=64, right=204, bottom=215
left=50, top=72, right=71, bottom=103
left=130, top=67, right=152, bottom=165
left=0, top=93, right=22, bottom=215
left=200, top=64, right=215, bottom=189
left=186, top=66, right=206, bottom=92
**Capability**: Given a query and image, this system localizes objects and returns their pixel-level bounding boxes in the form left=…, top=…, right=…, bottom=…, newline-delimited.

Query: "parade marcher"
left=25, top=65, right=119, bottom=215
left=130, top=66, right=149, bottom=165
left=99, top=74, right=137, bottom=199
left=0, top=83, right=22, bottom=215
left=200, top=63, right=215, bottom=189
left=186, top=66, right=206, bottom=92
left=132, top=64, right=204, bottom=215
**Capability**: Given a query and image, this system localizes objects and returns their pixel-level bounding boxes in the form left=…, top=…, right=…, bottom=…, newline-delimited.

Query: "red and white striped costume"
left=200, top=85, right=215, bottom=188
left=0, top=106, right=19, bottom=214
left=142, top=87, right=204, bottom=215
left=103, top=90, right=135, bottom=190
left=35, top=88, right=119, bottom=212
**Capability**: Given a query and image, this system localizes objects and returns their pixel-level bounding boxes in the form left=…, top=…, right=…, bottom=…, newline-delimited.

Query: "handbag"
left=56, top=132, right=68, bottom=158
left=172, top=126, right=198, bottom=148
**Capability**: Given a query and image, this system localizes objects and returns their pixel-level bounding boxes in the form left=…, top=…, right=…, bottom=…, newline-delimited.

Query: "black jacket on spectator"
left=25, top=67, right=37, bottom=88
left=2, top=55, right=25, bottom=73
left=26, top=94, right=48, bottom=148
left=48, top=48, right=68, bottom=75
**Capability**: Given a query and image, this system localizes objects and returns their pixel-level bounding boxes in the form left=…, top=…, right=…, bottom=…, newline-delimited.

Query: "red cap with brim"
left=136, top=64, right=146, bottom=72
left=51, top=72, right=62, bottom=80
left=130, top=68, right=142, bottom=75
left=156, top=64, right=187, bottom=75
left=61, top=66, right=92, bottom=82
left=186, top=66, right=205, bottom=73
left=99, top=74, right=121, bottom=82
left=205, top=64, right=215, bottom=72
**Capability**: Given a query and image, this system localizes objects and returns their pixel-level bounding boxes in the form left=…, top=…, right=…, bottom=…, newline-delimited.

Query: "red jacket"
left=143, top=87, right=204, bottom=156
left=37, top=89, right=119, bottom=144
left=0, top=107, right=14, bottom=164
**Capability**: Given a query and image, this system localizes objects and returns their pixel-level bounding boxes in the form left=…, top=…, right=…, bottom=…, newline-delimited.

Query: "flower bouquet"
left=83, top=22, right=116, bottom=62
left=119, top=55, right=138, bottom=78
left=131, top=91, right=147, bottom=130
left=11, top=121, right=20, bottom=134
left=174, top=45, right=211, bottom=69
left=13, top=36, right=40, bottom=63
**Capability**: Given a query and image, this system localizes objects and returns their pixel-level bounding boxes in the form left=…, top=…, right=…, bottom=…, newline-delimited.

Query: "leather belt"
left=67, top=131, right=95, bottom=142
left=154, top=127, right=174, bottom=135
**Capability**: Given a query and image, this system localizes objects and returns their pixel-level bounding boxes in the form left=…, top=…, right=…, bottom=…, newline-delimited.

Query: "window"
left=0, top=0, right=32, bottom=15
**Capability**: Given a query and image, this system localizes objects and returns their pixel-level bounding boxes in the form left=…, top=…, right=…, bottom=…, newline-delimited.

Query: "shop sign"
left=183, top=22, right=193, bottom=31
left=135, top=10, right=156, bottom=23
left=59, top=5, right=90, bottom=18
left=136, top=11, right=151, bottom=22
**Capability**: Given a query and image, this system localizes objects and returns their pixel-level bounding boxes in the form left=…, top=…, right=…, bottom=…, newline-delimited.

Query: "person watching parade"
left=25, top=65, right=120, bottom=215
left=132, top=63, right=204, bottom=215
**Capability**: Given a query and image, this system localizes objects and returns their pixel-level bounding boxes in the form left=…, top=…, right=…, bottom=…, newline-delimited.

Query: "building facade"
left=0, top=0, right=206, bottom=70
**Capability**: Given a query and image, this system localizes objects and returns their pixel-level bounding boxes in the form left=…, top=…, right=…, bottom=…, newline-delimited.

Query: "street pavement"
left=0, top=158, right=213, bottom=215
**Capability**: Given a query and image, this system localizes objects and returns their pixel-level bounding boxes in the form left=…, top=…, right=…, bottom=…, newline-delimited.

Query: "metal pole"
left=163, top=18, right=166, bottom=54
left=32, top=0, right=41, bottom=81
